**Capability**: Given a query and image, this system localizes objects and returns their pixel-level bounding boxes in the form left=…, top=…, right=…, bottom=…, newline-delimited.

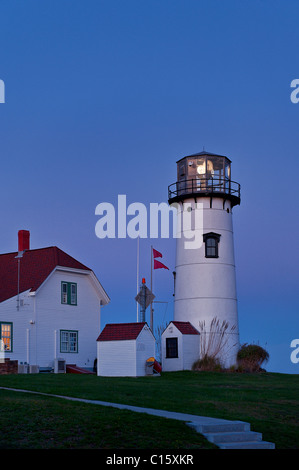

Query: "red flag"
left=153, top=248, right=162, bottom=259
left=154, top=259, right=169, bottom=270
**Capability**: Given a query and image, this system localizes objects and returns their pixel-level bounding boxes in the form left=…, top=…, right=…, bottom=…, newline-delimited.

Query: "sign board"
left=135, top=286, right=155, bottom=310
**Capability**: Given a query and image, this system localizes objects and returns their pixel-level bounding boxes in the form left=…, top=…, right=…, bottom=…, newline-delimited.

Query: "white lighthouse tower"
left=168, top=151, right=241, bottom=367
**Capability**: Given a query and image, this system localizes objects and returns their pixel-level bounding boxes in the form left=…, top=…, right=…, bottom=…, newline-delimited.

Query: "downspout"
left=34, top=295, right=37, bottom=365
left=54, top=330, right=57, bottom=359
left=26, top=328, right=30, bottom=364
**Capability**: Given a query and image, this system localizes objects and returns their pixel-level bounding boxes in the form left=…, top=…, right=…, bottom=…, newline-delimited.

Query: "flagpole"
left=137, top=236, right=140, bottom=322
left=150, top=245, right=153, bottom=331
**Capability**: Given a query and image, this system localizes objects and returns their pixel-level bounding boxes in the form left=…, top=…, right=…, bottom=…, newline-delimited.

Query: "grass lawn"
left=0, top=389, right=215, bottom=449
left=0, top=370, right=298, bottom=449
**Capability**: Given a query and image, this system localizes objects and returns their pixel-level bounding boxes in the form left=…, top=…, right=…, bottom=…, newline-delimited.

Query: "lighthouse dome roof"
left=177, top=150, right=231, bottom=163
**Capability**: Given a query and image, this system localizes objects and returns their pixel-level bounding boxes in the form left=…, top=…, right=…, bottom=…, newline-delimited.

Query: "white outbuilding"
left=96, top=322, right=156, bottom=377
left=161, top=321, right=200, bottom=372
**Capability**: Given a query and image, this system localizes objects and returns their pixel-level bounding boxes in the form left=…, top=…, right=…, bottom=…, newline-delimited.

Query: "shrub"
left=192, top=355, right=223, bottom=372
left=237, top=343, right=269, bottom=372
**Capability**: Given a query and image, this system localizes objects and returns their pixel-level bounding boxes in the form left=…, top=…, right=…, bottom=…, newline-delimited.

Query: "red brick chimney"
left=18, top=230, right=30, bottom=252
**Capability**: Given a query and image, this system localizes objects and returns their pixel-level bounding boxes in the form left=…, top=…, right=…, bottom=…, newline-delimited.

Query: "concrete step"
left=204, top=431, right=262, bottom=444
left=218, top=441, right=276, bottom=449
left=188, top=421, right=250, bottom=434
left=187, top=420, right=275, bottom=449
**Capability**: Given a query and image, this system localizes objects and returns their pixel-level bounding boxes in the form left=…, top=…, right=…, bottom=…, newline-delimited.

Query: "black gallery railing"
left=168, top=177, right=241, bottom=201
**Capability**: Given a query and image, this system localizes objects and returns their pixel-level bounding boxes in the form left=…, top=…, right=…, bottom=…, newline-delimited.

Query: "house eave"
left=31, top=266, right=110, bottom=305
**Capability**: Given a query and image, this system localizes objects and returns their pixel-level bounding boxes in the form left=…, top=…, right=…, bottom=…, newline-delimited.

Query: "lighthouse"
left=168, top=151, right=241, bottom=368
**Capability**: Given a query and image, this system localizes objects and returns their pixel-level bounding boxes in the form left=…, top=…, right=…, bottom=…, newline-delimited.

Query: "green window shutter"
left=67, top=283, right=71, bottom=305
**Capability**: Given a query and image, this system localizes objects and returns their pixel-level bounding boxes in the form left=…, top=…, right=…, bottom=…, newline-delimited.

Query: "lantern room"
left=168, top=151, right=240, bottom=207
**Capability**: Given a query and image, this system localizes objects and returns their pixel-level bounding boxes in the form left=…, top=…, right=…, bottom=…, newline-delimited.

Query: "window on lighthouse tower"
left=203, top=232, right=221, bottom=258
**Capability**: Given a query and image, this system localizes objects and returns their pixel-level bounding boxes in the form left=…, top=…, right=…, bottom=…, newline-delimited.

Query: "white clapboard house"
left=161, top=321, right=200, bottom=372
left=97, top=322, right=156, bottom=377
left=0, top=231, right=110, bottom=373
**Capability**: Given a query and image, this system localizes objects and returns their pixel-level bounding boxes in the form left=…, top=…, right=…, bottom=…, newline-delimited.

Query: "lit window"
left=0, top=323, right=12, bottom=352
left=60, top=330, right=78, bottom=353
left=61, top=282, right=77, bottom=305
left=203, top=232, right=221, bottom=258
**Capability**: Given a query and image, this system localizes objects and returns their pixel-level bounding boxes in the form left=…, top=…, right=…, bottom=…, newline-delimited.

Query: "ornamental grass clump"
left=192, top=355, right=223, bottom=372
left=192, top=317, right=238, bottom=371
left=237, top=343, right=269, bottom=372
left=198, top=317, right=237, bottom=360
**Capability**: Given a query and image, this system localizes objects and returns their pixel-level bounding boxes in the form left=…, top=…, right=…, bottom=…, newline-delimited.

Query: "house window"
left=60, top=330, right=78, bottom=353
left=61, top=282, right=77, bottom=305
left=166, top=337, right=178, bottom=358
left=0, top=322, right=12, bottom=352
left=61, top=282, right=68, bottom=304
left=70, top=284, right=77, bottom=305
left=203, top=232, right=221, bottom=258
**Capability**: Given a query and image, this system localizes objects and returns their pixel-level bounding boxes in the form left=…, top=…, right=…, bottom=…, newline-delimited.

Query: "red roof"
left=171, top=321, right=200, bottom=335
left=97, top=322, right=148, bottom=341
left=0, top=246, right=91, bottom=303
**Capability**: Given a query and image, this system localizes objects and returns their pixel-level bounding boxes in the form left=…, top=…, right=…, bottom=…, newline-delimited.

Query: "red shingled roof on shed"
left=171, top=321, right=200, bottom=335
left=0, top=246, right=91, bottom=303
left=97, top=322, right=147, bottom=341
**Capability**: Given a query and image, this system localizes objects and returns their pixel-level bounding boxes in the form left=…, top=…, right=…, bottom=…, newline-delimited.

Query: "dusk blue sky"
left=0, top=0, right=298, bottom=373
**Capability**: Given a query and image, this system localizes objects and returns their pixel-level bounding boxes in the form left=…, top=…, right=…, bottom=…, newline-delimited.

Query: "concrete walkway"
left=0, top=385, right=238, bottom=425
left=0, top=386, right=275, bottom=449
